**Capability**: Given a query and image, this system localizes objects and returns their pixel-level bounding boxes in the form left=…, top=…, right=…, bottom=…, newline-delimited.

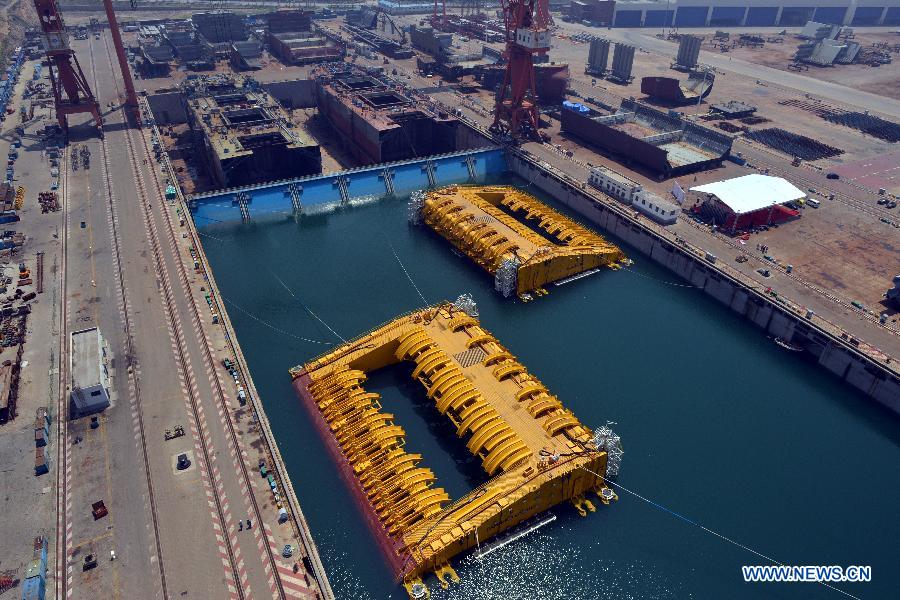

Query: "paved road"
left=560, top=23, right=900, bottom=119
left=56, top=34, right=282, bottom=600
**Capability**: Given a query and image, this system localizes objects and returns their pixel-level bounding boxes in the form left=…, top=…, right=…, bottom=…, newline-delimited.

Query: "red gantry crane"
left=34, top=0, right=138, bottom=134
left=491, top=0, right=552, bottom=140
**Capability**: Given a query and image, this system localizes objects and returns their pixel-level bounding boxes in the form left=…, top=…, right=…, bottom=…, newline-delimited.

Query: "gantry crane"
left=34, top=0, right=138, bottom=135
left=491, top=0, right=552, bottom=140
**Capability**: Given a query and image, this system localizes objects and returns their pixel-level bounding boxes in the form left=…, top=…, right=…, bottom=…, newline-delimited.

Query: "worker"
left=246, top=519, right=252, bottom=529
left=239, top=521, right=243, bottom=531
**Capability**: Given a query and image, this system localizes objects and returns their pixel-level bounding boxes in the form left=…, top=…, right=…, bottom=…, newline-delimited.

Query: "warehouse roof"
left=690, top=174, right=805, bottom=215
left=72, top=328, right=102, bottom=389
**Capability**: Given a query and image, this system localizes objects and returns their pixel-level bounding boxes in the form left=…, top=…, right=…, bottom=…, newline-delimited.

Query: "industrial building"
left=229, top=40, right=263, bottom=71
left=690, top=174, right=804, bottom=233
left=567, top=0, right=616, bottom=24
left=588, top=167, right=679, bottom=223
left=589, top=165, right=644, bottom=203
left=641, top=72, right=714, bottom=106
left=408, top=25, right=486, bottom=78
left=186, top=78, right=321, bottom=188
left=262, top=8, right=343, bottom=65
left=580, top=0, right=900, bottom=28
left=632, top=191, right=680, bottom=224
left=268, top=31, right=343, bottom=65
left=477, top=63, right=570, bottom=104
left=69, top=327, right=110, bottom=418
left=562, top=99, right=732, bottom=178
left=313, top=66, right=465, bottom=164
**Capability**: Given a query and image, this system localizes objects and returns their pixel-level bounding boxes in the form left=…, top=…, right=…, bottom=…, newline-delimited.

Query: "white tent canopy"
left=689, top=174, right=806, bottom=215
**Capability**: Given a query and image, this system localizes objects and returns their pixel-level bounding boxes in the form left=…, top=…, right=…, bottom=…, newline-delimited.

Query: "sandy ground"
left=686, top=30, right=900, bottom=100
left=0, top=0, right=36, bottom=63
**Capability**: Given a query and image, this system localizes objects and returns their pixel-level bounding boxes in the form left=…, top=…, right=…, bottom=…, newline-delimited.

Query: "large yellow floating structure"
left=290, top=301, right=618, bottom=596
left=413, top=185, right=626, bottom=296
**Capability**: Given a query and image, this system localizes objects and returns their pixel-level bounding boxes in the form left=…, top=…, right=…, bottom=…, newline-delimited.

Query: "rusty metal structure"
left=491, top=0, right=552, bottom=139
left=33, top=0, right=137, bottom=132
left=33, top=0, right=100, bottom=130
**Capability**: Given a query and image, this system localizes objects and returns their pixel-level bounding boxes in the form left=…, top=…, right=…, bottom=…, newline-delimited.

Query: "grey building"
left=70, top=327, right=111, bottom=418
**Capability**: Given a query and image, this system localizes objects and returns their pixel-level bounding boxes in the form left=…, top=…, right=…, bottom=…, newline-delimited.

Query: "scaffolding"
left=494, top=257, right=519, bottom=298
left=407, top=189, right=425, bottom=225
left=594, top=423, right=623, bottom=479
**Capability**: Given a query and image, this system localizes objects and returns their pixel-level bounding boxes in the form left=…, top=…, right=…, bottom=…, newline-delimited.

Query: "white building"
left=70, top=327, right=111, bottom=418
left=588, top=165, right=643, bottom=204
left=589, top=165, right=679, bottom=224
left=633, top=191, right=680, bottom=224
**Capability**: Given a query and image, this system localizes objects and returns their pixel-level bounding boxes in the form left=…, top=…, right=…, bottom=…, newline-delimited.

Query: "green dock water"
left=199, top=184, right=900, bottom=600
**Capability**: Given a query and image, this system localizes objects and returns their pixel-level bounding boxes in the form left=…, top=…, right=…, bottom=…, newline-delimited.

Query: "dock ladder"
left=422, top=160, right=437, bottom=188
left=334, top=175, right=350, bottom=206
left=286, top=182, right=303, bottom=221
left=381, top=168, right=396, bottom=197
left=235, top=192, right=251, bottom=224
left=464, top=154, right=477, bottom=182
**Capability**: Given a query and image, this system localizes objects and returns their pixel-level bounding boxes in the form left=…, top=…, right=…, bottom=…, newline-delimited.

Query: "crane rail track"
left=85, top=35, right=171, bottom=600
left=54, top=127, right=70, bottom=600
left=96, top=32, right=288, bottom=600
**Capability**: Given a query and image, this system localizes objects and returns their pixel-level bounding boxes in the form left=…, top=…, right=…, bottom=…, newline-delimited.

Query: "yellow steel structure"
left=291, top=303, right=615, bottom=593
left=421, top=185, right=625, bottom=295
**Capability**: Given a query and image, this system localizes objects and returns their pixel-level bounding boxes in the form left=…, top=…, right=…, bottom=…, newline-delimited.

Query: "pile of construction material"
left=745, top=128, right=843, bottom=160
left=38, top=191, right=59, bottom=213
left=791, top=21, right=895, bottom=67
left=778, top=98, right=900, bottom=143
left=823, top=111, right=900, bottom=143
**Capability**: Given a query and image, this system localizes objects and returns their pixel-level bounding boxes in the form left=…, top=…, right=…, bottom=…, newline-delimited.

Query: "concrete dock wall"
left=188, top=146, right=506, bottom=226
left=506, top=151, right=900, bottom=414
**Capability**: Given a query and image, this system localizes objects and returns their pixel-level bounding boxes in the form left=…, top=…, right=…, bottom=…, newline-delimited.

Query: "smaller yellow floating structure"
left=290, top=301, right=618, bottom=596
left=413, top=185, right=626, bottom=296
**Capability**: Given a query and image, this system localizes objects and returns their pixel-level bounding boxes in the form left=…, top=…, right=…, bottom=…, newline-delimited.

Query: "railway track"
left=128, top=114, right=291, bottom=599
left=54, top=131, right=70, bottom=600
left=85, top=37, right=169, bottom=600
left=96, top=34, right=287, bottom=600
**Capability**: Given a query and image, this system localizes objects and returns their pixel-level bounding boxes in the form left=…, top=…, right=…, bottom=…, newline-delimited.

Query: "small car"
left=177, top=454, right=191, bottom=470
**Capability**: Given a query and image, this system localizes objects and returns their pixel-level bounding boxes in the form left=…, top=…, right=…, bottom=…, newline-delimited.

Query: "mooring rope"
left=579, top=467, right=861, bottom=600
left=620, top=266, right=699, bottom=288
left=380, top=229, right=429, bottom=306
left=221, top=296, right=332, bottom=345
left=270, top=271, right=348, bottom=344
